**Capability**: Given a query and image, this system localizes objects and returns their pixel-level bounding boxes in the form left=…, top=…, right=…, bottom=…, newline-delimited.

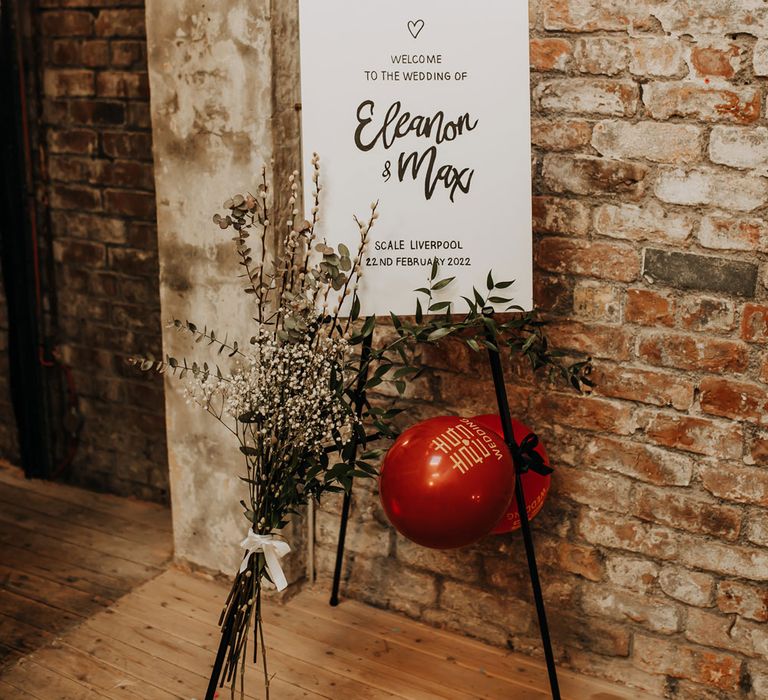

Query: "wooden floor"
left=0, top=463, right=655, bottom=699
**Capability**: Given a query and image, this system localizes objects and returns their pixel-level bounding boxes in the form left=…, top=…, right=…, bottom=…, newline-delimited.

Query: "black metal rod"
left=329, top=332, right=373, bottom=606
left=484, top=313, right=561, bottom=700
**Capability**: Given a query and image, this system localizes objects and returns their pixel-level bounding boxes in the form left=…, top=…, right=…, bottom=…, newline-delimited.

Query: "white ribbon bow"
left=239, top=529, right=292, bottom=591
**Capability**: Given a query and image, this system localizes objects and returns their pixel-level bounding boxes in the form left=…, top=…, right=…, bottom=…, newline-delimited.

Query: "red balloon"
left=379, top=416, right=516, bottom=549
left=473, top=414, right=551, bottom=534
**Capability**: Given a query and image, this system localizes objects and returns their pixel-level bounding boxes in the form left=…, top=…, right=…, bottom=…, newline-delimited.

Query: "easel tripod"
left=329, top=315, right=561, bottom=699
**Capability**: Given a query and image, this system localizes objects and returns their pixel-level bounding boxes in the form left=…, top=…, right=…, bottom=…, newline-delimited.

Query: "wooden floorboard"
left=3, top=567, right=659, bottom=699
left=0, top=462, right=657, bottom=699
left=0, top=462, right=172, bottom=675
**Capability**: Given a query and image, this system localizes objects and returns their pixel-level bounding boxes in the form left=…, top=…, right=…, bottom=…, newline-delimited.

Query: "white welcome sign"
left=299, top=0, right=532, bottom=315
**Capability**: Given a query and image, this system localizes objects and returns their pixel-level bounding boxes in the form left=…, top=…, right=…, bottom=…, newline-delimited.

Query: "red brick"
left=530, top=38, right=572, bottom=71
left=625, top=289, right=675, bottom=327
left=655, top=5, right=768, bottom=38
left=94, top=10, right=146, bottom=38
left=87, top=272, right=118, bottom=298
left=686, top=607, right=768, bottom=659
left=437, top=376, right=530, bottom=416
left=582, top=584, right=681, bottom=634
left=531, top=119, right=592, bottom=152
left=545, top=320, right=634, bottom=360
left=556, top=466, right=632, bottom=512
left=101, top=131, right=152, bottom=159
left=538, top=537, right=604, bottom=581
left=594, top=364, right=693, bottom=410
left=742, top=303, right=768, bottom=343
left=585, top=435, right=695, bottom=486
left=573, top=37, right=630, bottom=76
left=51, top=211, right=126, bottom=244
left=50, top=183, right=101, bottom=211
left=593, top=202, right=693, bottom=244
left=659, top=565, right=714, bottom=607
left=717, top=580, right=768, bottom=622
left=111, top=40, right=145, bottom=68
left=533, top=274, right=572, bottom=314
left=536, top=238, right=640, bottom=283
left=542, top=154, right=647, bottom=199
left=679, top=296, right=735, bottom=332
left=50, top=39, right=81, bottom=65
left=655, top=167, right=768, bottom=211
left=100, top=160, right=154, bottom=190
left=125, top=222, right=158, bottom=249
left=112, top=303, right=160, bottom=332
left=633, top=634, right=742, bottom=692
left=747, top=429, right=768, bottom=466
left=533, top=79, right=639, bottom=117
left=698, top=215, right=768, bottom=252
left=103, top=190, right=156, bottom=219
left=69, top=100, right=126, bottom=126
left=592, top=120, right=701, bottom=164
left=48, top=40, right=106, bottom=70
left=119, top=277, right=159, bottom=304
left=637, top=410, right=743, bottom=459
left=629, top=37, right=685, bottom=77
left=605, top=554, right=658, bottom=594
left=530, top=392, right=634, bottom=435
left=96, top=71, right=148, bottom=99
left=637, top=332, right=749, bottom=373
left=551, top=614, right=630, bottom=657
left=633, top=484, right=741, bottom=540
left=578, top=509, right=679, bottom=560
left=643, top=82, right=761, bottom=125
left=43, top=68, right=94, bottom=97
left=691, top=45, right=741, bottom=79
left=700, top=462, right=768, bottom=507
left=542, top=0, right=660, bottom=32
left=126, top=102, right=151, bottom=129
left=81, top=40, right=109, bottom=67
left=41, top=10, right=93, bottom=36
left=700, top=376, right=768, bottom=424
left=48, top=154, right=98, bottom=183
left=572, top=282, right=621, bottom=322
left=42, top=99, right=69, bottom=123
left=107, top=247, right=158, bottom=277
left=53, top=239, right=106, bottom=267
left=532, top=196, right=591, bottom=236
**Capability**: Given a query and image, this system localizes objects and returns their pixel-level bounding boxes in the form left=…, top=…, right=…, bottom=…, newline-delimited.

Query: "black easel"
left=329, top=311, right=561, bottom=699
left=483, top=309, right=561, bottom=699
left=329, top=332, right=372, bottom=606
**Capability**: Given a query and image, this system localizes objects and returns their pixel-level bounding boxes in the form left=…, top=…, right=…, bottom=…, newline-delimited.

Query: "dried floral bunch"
left=132, top=157, right=410, bottom=700
left=131, top=156, right=591, bottom=700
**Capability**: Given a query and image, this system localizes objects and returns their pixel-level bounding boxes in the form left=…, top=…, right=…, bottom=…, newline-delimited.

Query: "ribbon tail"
left=263, top=544, right=288, bottom=591
left=239, top=547, right=253, bottom=574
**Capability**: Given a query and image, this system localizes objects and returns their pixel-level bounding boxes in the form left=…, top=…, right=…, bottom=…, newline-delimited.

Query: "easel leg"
left=485, top=329, right=561, bottom=699
left=330, top=487, right=352, bottom=606
left=329, top=332, right=373, bottom=607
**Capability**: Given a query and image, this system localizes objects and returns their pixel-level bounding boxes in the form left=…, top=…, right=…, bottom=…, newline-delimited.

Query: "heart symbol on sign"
left=407, top=19, right=425, bottom=39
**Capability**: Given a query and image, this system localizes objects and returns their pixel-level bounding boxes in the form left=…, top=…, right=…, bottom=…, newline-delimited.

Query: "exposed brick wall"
left=32, top=0, right=167, bottom=501
left=316, top=2, right=768, bottom=697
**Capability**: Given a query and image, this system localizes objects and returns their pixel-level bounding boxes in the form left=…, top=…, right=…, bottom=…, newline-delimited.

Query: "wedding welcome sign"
left=299, top=0, right=532, bottom=315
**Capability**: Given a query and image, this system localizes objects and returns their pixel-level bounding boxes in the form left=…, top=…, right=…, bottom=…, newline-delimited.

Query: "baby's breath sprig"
left=129, top=161, right=403, bottom=700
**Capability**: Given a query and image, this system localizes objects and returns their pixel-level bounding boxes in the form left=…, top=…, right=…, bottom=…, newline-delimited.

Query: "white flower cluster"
left=185, top=328, right=355, bottom=455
